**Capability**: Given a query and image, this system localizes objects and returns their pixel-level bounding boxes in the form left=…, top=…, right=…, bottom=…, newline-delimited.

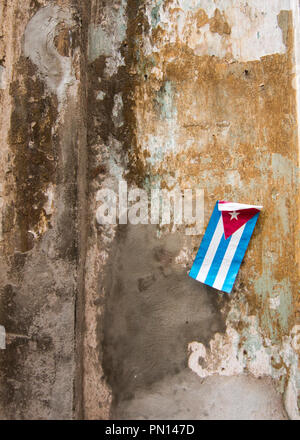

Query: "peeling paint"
left=96, top=0, right=300, bottom=419
left=0, top=66, right=5, bottom=89
left=145, top=0, right=291, bottom=61
left=88, top=0, right=127, bottom=76
left=96, top=90, right=106, bottom=100
left=1, top=0, right=298, bottom=421
left=0, top=0, right=86, bottom=419
left=0, top=325, right=5, bottom=350
left=112, top=93, right=124, bottom=127
left=188, top=300, right=298, bottom=395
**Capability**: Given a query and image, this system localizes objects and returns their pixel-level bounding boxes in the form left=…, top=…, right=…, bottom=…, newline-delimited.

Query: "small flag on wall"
left=189, top=201, right=263, bottom=293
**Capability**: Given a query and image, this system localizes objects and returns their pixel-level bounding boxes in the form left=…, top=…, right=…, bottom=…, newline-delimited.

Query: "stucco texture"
left=0, top=0, right=299, bottom=420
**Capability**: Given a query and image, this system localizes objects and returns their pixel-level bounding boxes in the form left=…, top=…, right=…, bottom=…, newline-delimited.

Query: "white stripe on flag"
left=212, top=224, right=246, bottom=291
left=196, top=216, right=224, bottom=283
left=218, top=203, right=263, bottom=211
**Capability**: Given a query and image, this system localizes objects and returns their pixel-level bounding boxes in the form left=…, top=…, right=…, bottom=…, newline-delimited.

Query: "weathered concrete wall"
left=84, top=0, right=300, bottom=420
left=0, top=0, right=299, bottom=420
left=0, top=0, right=88, bottom=419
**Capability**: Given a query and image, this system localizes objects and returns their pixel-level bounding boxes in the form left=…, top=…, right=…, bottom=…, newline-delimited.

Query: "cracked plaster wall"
left=0, top=0, right=299, bottom=420
left=0, top=0, right=88, bottom=419
left=85, top=0, right=300, bottom=420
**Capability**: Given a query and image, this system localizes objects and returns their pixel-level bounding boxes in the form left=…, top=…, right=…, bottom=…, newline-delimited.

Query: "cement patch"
left=102, top=224, right=227, bottom=408
left=0, top=326, right=5, bottom=350
left=115, top=370, right=288, bottom=420
left=24, top=5, right=76, bottom=102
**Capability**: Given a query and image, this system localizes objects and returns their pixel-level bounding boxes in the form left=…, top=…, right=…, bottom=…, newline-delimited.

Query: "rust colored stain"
left=54, top=26, right=72, bottom=57
left=73, top=0, right=300, bottom=419
left=125, top=10, right=298, bottom=341
left=54, top=22, right=80, bottom=58
left=195, top=9, right=209, bottom=28
left=209, top=8, right=231, bottom=35
left=8, top=57, right=58, bottom=253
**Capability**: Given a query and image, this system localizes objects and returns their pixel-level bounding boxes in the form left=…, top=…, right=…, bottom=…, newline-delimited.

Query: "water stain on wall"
left=88, top=1, right=300, bottom=419
left=9, top=58, right=58, bottom=253
left=101, top=224, right=227, bottom=412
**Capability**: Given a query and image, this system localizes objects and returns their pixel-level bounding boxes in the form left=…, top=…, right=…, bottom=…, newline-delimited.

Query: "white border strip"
left=218, top=202, right=263, bottom=212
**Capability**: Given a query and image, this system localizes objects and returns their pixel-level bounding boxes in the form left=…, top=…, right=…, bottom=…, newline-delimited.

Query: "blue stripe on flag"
left=204, top=232, right=231, bottom=287
left=221, top=212, right=260, bottom=293
left=189, top=202, right=221, bottom=280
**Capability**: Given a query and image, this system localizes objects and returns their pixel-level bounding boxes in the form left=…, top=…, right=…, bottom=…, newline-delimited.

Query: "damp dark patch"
left=101, top=224, right=227, bottom=408
left=87, top=55, right=117, bottom=146
left=0, top=336, right=31, bottom=413
left=9, top=252, right=27, bottom=273
left=8, top=56, right=58, bottom=252
left=30, top=0, right=43, bottom=12
left=0, top=284, right=20, bottom=332
left=2, top=202, right=15, bottom=233
left=86, top=1, right=153, bottom=194
left=119, top=0, right=150, bottom=187
left=0, top=251, right=77, bottom=418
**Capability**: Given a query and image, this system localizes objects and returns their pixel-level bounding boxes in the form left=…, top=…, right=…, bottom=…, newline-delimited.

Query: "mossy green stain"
left=254, top=273, right=293, bottom=343
left=155, top=81, right=177, bottom=120
left=151, top=1, right=163, bottom=28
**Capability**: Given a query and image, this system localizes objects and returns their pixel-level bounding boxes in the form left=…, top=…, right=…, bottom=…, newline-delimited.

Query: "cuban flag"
left=189, top=201, right=263, bottom=293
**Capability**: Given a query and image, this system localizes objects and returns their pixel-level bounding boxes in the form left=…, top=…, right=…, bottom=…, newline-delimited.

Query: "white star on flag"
left=229, top=211, right=240, bottom=220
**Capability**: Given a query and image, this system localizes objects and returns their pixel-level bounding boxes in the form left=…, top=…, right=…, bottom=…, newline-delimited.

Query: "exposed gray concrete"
left=102, top=224, right=227, bottom=409
left=24, top=5, right=77, bottom=103
left=0, top=0, right=87, bottom=420
left=115, top=370, right=288, bottom=420
left=0, top=326, right=5, bottom=350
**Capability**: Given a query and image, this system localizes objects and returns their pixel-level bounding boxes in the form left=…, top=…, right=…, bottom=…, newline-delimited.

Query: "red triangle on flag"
left=221, top=208, right=260, bottom=239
